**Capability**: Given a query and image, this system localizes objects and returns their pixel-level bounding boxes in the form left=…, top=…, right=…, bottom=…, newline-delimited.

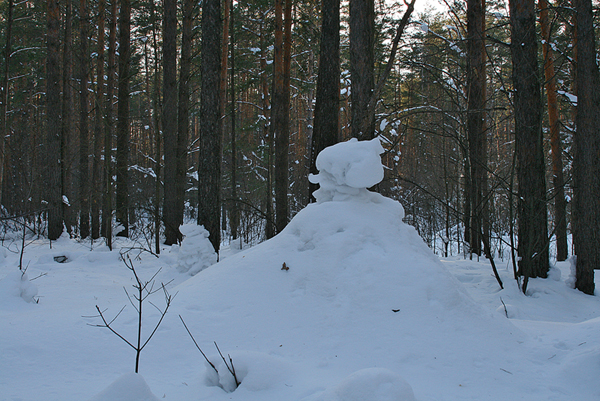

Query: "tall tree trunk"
left=509, top=0, right=550, bottom=293
left=116, top=0, right=131, bottom=237
left=466, top=0, right=488, bottom=256
left=198, top=0, right=222, bottom=252
left=62, top=0, right=74, bottom=236
left=78, top=0, right=90, bottom=239
left=46, top=0, right=63, bottom=240
left=271, top=0, right=291, bottom=233
left=572, top=0, right=599, bottom=295
left=0, top=0, right=13, bottom=211
left=260, top=14, right=274, bottom=239
left=229, top=0, right=239, bottom=240
left=177, top=0, right=193, bottom=230
left=349, top=0, right=374, bottom=139
left=92, top=0, right=106, bottom=240
left=102, top=0, right=117, bottom=248
left=539, top=0, right=568, bottom=261
left=309, top=0, right=340, bottom=202
left=163, top=0, right=180, bottom=245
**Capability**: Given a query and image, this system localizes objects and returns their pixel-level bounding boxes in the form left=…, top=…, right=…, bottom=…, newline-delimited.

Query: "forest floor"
left=1, top=209, right=599, bottom=401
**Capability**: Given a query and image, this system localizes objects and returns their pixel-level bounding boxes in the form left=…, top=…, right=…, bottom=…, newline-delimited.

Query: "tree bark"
left=229, top=0, right=239, bottom=240
left=509, top=0, right=550, bottom=293
left=0, top=0, right=13, bottom=211
left=176, top=0, right=193, bottom=232
left=91, top=0, right=106, bottom=240
left=102, top=0, right=118, bottom=248
left=46, top=0, right=63, bottom=240
left=198, top=0, right=222, bottom=252
left=466, top=0, right=488, bottom=256
left=270, top=0, right=291, bottom=233
left=539, top=0, right=567, bottom=261
left=61, top=0, right=74, bottom=236
left=116, top=0, right=131, bottom=237
left=162, top=0, right=180, bottom=245
left=572, top=0, right=599, bottom=295
left=78, top=0, right=90, bottom=239
left=309, top=0, right=340, bottom=202
left=350, top=0, right=374, bottom=139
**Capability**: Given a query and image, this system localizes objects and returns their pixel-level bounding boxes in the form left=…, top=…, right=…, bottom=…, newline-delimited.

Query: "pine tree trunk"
left=78, top=0, right=90, bottom=239
left=466, top=0, right=488, bottom=257
left=102, top=0, right=117, bottom=248
left=115, top=0, right=130, bottom=237
left=229, top=0, right=239, bottom=240
left=62, top=0, right=74, bottom=236
left=309, top=0, right=340, bottom=202
left=260, top=15, right=274, bottom=239
left=572, top=0, right=599, bottom=295
left=349, top=0, right=374, bottom=139
left=198, top=0, right=222, bottom=252
left=91, top=0, right=106, bottom=240
left=509, top=0, right=550, bottom=293
left=539, top=0, right=567, bottom=261
left=162, top=0, right=180, bottom=245
left=271, top=0, right=291, bottom=233
left=46, top=0, right=63, bottom=240
left=176, top=0, right=193, bottom=232
left=0, top=0, right=13, bottom=211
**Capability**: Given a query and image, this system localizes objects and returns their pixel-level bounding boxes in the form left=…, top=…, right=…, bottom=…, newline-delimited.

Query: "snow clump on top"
left=309, top=137, right=385, bottom=203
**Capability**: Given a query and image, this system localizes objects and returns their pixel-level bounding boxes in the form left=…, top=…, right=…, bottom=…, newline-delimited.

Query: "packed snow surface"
left=1, top=138, right=599, bottom=400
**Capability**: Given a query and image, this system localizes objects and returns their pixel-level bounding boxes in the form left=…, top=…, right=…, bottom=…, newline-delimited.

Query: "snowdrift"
left=171, top=138, right=525, bottom=400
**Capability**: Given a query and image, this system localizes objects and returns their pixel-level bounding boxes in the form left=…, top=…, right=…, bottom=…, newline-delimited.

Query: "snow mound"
left=88, top=372, right=160, bottom=401
left=0, top=270, right=38, bottom=306
left=317, top=368, right=415, bottom=401
left=176, top=224, right=218, bottom=275
left=309, top=137, right=385, bottom=202
left=173, top=138, right=520, bottom=400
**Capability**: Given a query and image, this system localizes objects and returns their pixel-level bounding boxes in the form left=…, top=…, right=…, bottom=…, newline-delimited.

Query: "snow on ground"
left=1, top=138, right=599, bottom=401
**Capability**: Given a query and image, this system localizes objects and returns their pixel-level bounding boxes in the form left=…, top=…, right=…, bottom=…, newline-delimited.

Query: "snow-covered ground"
left=1, top=138, right=599, bottom=401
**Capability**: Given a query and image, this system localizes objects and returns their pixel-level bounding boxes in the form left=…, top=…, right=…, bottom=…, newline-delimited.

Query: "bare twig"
left=215, top=341, right=240, bottom=387
left=179, top=315, right=218, bottom=373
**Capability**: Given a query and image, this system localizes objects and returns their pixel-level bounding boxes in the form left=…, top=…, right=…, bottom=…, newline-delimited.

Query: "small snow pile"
left=0, top=270, right=38, bottom=305
left=309, top=137, right=385, bottom=202
left=88, top=372, right=160, bottom=401
left=316, top=368, right=415, bottom=401
left=176, top=224, right=217, bottom=276
left=204, top=351, right=292, bottom=393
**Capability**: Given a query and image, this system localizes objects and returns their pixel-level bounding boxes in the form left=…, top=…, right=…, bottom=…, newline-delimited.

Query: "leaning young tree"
left=509, top=0, right=549, bottom=293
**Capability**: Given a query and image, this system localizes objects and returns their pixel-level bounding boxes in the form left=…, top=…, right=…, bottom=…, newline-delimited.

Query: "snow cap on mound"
left=89, top=372, right=160, bottom=401
left=309, top=137, right=385, bottom=202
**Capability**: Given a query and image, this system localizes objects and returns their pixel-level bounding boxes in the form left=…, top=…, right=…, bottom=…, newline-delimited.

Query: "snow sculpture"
left=309, top=137, right=385, bottom=203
